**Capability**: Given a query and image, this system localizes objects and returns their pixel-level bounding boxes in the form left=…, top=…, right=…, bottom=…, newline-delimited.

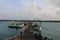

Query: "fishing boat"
left=8, top=22, right=24, bottom=28
left=32, top=23, right=42, bottom=38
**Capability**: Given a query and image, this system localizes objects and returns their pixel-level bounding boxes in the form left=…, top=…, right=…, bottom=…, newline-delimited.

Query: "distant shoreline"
left=0, top=20, right=60, bottom=22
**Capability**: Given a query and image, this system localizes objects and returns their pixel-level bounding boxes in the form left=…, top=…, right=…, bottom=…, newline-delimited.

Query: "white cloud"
left=45, top=0, right=60, bottom=7
left=19, top=0, right=60, bottom=20
left=50, top=0, right=60, bottom=7
left=1, top=0, right=59, bottom=20
left=0, top=17, right=4, bottom=20
left=42, top=0, right=60, bottom=20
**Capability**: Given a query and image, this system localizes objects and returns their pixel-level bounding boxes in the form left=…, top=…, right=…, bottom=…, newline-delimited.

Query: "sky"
left=0, top=0, right=60, bottom=20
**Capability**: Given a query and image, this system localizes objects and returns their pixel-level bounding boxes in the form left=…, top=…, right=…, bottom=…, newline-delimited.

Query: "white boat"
left=17, top=24, right=24, bottom=28
left=8, top=22, right=24, bottom=28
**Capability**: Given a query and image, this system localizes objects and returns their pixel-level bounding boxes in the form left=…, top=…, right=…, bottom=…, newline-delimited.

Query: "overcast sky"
left=0, top=0, right=60, bottom=20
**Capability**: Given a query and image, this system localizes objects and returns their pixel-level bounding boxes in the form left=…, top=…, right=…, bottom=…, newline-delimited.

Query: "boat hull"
left=8, top=26, right=22, bottom=28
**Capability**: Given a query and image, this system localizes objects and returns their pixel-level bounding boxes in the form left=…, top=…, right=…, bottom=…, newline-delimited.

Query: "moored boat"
left=32, top=22, right=42, bottom=38
left=8, top=22, right=24, bottom=28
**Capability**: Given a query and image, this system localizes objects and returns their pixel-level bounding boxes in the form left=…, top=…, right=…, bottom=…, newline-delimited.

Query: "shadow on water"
left=8, top=28, right=21, bottom=31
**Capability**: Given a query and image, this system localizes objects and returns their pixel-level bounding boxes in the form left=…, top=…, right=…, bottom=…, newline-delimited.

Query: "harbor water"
left=42, top=22, right=60, bottom=40
left=0, top=21, right=21, bottom=40
left=0, top=21, right=60, bottom=40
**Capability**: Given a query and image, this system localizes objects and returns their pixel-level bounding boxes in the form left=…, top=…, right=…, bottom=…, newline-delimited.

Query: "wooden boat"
left=8, top=22, right=24, bottom=28
left=32, top=23, right=42, bottom=38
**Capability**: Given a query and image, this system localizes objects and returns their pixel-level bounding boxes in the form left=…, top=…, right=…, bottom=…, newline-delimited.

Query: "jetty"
left=6, top=22, right=42, bottom=40
left=5, top=21, right=53, bottom=40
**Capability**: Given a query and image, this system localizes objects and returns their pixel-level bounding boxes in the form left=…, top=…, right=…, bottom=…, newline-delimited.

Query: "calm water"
left=41, top=22, right=60, bottom=40
left=0, top=21, right=60, bottom=40
left=0, top=21, right=21, bottom=40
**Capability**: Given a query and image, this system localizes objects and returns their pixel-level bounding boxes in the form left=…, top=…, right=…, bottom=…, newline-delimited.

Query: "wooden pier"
left=6, top=24, right=42, bottom=40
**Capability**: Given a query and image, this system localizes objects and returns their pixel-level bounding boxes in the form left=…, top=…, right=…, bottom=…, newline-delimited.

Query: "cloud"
left=19, top=0, right=60, bottom=20
left=45, top=0, right=60, bottom=7
left=20, top=5, right=55, bottom=20
left=19, top=0, right=32, bottom=8
left=43, top=0, right=60, bottom=20
left=0, top=17, right=4, bottom=20
left=49, top=0, right=60, bottom=7
left=0, top=0, right=60, bottom=20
